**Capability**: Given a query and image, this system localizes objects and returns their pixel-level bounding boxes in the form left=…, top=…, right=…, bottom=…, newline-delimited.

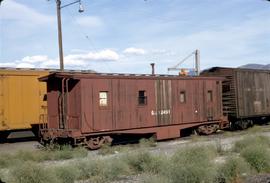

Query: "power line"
left=65, top=6, right=113, bottom=72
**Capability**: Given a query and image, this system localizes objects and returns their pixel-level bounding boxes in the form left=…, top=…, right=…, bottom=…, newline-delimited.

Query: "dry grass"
left=240, top=145, right=270, bottom=173
left=233, top=135, right=270, bottom=153
left=4, top=132, right=270, bottom=183
left=0, top=145, right=88, bottom=169
left=166, top=145, right=217, bottom=183
left=215, top=156, right=251, bottom=183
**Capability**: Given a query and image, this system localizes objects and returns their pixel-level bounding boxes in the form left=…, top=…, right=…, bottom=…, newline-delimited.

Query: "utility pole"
left=56, top=0, right=64, bottom=71
left=54, top=0, right=84, bottom=71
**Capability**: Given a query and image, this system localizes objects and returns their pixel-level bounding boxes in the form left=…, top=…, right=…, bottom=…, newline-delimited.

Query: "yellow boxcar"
left=0, top=68, right=50, bottom=139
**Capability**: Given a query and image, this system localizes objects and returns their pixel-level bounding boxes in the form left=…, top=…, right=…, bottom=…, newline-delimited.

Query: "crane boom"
left=167, top=49, right=200, bottom=76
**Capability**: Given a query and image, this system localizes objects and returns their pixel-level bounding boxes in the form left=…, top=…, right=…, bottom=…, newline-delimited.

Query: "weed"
left=72, top=146, right=88, bottom=158
left=234, top=135, right=270, bottom=153
left=102, top=158, right=131, bottom=181
left=247, top=125, right=263, bottom=133
left=54, top=165, right=79, bottom=183
left=98, top=143, right=114, bottom=155
left=143, top=155, right=168, bottom=174
left=0, top=153, right=13, bottom=169
left=139, top=137, right=157, bottom=148
left=215, top=156, right=251, bottom=183
left=167, top=145, right=217, bottom=183
left=76, top=159, right=108, bottom=182
left=124, top=151, right=155, bottom=173
left=9, top=162, right=57, bottom=183
left=240, top=145, right=270, bottom=173
left=142, top=174, right=170, bottom=183
left=215, top=138, right=227, bottom=155
left=190, top=134, right=201, bottom=142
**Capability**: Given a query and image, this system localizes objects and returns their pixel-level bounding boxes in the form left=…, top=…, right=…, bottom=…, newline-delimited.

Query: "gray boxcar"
left=201, top=67, right=270, bottom=129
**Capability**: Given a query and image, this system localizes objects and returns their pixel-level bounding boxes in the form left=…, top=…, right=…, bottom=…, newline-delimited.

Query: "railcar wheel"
left=197, top=124, right=219, bottom=135
left=85, top=136, right=113, bottom=150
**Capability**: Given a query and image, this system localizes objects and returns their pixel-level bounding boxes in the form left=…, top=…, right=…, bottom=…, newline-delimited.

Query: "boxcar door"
left=93, top=79, right=113, bottom=131
left=204, top=81, right=214, bottom=120
left=155, top=80, right=172, bottom=126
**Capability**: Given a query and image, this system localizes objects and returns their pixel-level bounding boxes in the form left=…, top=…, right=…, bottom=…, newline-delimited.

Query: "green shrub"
left=53, top=150, right=73, bottom=160
left=139, top=137, right=157, bottom=148
left=124, top=151, right=155, bottom=173
left=125, top=151, right=167, bottom=174
left=15, top=150, right=36, bottom=161
left=54, top=165, right=79, bottom=183
left=234, top=135, right=270, bottom=153
left=76, top=159, right=107, bottom=182
left=247, top=125, right=263, bottom=133
left=142, top=174, right=170, bottom=183
left=0, top=153, right=13, bottom=168
left=167, top=146, right=217, bottom=183
left=10, top=162, right=57, bottom=183
left=76, top=157, right=131, bottom=182
left=0, top=169, right=9, bottom=183
left=75, top=160, right=92, bottom=180
left=142, top=155, right=168, bottom=174
left=98, top=143, right=114, bottom=155
left=102, top=158, right=131, bottom=181
left=215, top=156, right=251, bottom=183
left=72, top=146, right=88, bottom=158
left=1, top=145, right=87, bottom=167
left=240, top=145, right=270, bottom=173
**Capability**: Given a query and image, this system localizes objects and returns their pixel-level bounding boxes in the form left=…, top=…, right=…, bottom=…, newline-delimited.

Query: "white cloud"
left=65, top=49, right=119, bottom=62
left=0, top=62, right=16, bottom=67
left=1, top=49, right=120, bottom=69
left=0, top=0, right=54, bottom=25
left=75, top=16, right=104, bottom=28
left=16, top=63, right=35, bottom=68
left=39, top=59, right=58, bottom=68
left=123, top=47, right=146, bottom=55
left=21, top=55, right=49, bottom=63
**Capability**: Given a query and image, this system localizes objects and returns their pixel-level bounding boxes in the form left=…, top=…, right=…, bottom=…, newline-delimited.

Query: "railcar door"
left=155, top=80, right=172, bottom=125
left=204, top=80, right=215, bottom=120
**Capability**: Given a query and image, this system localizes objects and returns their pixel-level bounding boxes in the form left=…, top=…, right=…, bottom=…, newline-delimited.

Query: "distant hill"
left=239, top=64, right=270, bottom=70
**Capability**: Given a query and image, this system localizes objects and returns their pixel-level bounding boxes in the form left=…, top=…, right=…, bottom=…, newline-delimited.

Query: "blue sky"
left=0, top=0, right=270, bottom=74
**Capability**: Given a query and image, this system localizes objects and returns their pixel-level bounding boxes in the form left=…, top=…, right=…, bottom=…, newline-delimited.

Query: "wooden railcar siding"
left=202, top=67, right=270, bottom=119
left=236, top=70, right=270, bottom=117
left=40, top=71, right=227, bottom=144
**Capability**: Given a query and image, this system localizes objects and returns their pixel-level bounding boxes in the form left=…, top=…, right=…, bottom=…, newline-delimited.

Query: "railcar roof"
left=203, top=67, right=270, bottom=73
left=39, top=71, right=224, bottom=81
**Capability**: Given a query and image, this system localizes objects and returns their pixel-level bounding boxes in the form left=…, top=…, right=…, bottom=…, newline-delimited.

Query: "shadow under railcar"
left=0, top=130, right=38, bottom=143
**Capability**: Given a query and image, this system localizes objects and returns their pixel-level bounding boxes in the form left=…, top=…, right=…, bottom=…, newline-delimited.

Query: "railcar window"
left=207, top=90, right=213, bottom=102
left=99, top=91, right=108, bottom=106
left=138, top=90, right=147, bottom=105
left=180, top=91, right=186, bottom=103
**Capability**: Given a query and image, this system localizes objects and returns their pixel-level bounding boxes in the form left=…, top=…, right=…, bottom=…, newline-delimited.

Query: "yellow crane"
left=167, top=49, right=200, bottom=76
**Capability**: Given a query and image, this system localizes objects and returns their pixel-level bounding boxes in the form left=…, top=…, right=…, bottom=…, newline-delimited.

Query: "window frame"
left=207, top=90, right=213, bottom=102
left=99, top=91, right=109, bottom=107
left=138, top=90, right=147, bottom=106
left=179, top=91, right=186, bottom=104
